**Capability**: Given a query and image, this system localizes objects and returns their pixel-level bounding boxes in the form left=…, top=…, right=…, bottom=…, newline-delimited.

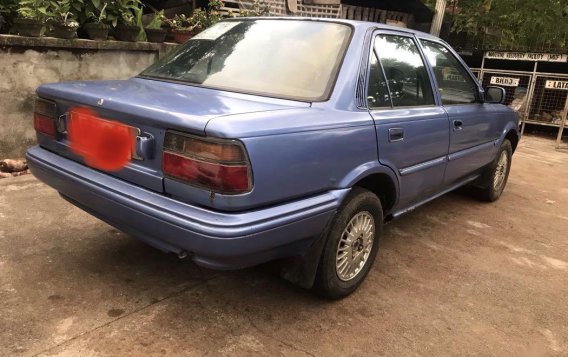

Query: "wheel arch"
left=505, top=129, right=519, bottom=152
left=280, top=164, right=398, bottom=290
left=338, top=162, right=399, bottom=216
left=352, top=173, right=397, bottom=215
left=500, top=120, right=520, bottom=153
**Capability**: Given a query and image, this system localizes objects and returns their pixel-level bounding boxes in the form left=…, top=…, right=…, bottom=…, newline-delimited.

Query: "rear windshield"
left=139, top=19, right=352, bottom=101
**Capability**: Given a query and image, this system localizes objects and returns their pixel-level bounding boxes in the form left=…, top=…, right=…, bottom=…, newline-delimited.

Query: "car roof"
left=224, top=16, right=440, bottom=41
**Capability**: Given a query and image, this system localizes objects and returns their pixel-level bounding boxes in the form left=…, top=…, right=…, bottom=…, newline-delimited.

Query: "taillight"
left=163, top=131, right=252, bottom=194
left=33, top=98, right=57, bottom=137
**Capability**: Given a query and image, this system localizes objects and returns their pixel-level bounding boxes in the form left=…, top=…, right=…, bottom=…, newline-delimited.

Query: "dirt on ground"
left=0, top=135, right=567, bottom=356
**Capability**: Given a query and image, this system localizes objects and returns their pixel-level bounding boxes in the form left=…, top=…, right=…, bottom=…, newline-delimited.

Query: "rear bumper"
left=26, top=146, right=346, bottom=269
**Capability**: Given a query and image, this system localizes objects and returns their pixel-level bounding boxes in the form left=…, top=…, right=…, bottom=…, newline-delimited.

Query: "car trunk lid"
left=35, top=77, right=307, bottom=193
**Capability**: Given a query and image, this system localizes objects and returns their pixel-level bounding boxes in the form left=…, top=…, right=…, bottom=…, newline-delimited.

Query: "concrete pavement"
left=0, top=135, right=567, bottom=356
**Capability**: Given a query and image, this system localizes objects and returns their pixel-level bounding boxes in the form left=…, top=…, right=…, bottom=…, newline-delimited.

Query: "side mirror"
left=484, top=86, right=506, bottom=104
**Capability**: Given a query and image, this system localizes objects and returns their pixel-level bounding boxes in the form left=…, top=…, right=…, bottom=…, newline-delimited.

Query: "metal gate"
left=526, top=74, right=568, bottom=147
left=480, top=70, right=533, bottom=121
left=527, top=75, right=568, bottom=124
left=474, top=51, right=568, bottom=149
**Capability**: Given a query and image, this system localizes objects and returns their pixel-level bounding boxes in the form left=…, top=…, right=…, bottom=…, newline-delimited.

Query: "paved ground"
left=1, top=135, right=567, bottom=356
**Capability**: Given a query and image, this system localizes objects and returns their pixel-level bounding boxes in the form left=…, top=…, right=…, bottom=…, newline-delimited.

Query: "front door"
left=419, top=40, right=502, bottom=185
left=368, top=33, right=450, bottom=210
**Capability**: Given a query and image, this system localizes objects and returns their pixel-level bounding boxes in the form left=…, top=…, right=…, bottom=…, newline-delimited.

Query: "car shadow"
left=34, top=187, right=490, bottom=333
left=57, top=187, right=482, bottom=307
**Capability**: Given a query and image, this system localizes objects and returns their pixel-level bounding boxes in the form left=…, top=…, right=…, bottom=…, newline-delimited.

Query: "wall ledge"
left=0, top=34, right=177, bottom=53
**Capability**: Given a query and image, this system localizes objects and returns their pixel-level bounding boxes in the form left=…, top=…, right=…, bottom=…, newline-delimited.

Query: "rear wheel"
left=476, top=139, right=513, bottom=202
left=314, top=188, right=382, bottom=299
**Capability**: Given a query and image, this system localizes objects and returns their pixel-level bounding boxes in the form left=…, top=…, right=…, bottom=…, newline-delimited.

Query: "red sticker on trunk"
left=68, top=107, right=135, bottom=172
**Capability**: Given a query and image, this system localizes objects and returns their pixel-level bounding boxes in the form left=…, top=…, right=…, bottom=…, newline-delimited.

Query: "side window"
left=367, top=51, right=391, bottom=108
left=420, top=40, right=478, bottom=105
left=374, top=35, right=435, bottom=107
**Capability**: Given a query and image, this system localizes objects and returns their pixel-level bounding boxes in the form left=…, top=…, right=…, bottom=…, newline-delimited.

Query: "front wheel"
left=476, top=139, right=513, bottom=202
left=313, top=188, right=382, bottom=299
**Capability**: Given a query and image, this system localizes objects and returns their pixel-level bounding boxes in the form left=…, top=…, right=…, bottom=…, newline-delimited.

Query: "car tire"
left=476, top=139, right=513, bottom=202
left=313, top=187, right=382, bottom=299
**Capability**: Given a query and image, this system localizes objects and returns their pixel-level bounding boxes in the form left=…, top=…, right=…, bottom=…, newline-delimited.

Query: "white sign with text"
left=490, top=76, right=520, bottom=87
left=545, top=80, right=568, bottom=90
left=484, top=51, right=567, bottom=62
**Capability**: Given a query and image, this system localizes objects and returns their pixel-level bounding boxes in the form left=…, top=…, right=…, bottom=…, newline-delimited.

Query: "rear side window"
left=373, top=35, right=435, bottom=108
left=420, top=40, right=478, bottom=105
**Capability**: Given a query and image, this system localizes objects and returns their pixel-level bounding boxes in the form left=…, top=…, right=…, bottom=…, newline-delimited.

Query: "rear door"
left=419, top=40, right=502, bottom=185
left=368, top=32, right=450, bottom=210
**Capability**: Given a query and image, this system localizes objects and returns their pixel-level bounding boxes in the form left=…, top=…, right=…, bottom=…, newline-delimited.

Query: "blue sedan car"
left=27, top=18, right=519, bottom=298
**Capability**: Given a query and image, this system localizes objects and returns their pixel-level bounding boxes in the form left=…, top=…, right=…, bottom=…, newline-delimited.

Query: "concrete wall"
left=0, top=36, right=175, bottom=158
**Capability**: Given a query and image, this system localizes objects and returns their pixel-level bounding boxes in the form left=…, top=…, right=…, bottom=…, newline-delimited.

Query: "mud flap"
left=279, top=214, right=335, bottom=289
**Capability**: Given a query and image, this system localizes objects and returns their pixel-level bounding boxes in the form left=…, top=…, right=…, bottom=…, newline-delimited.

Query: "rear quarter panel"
left=166, top=23, right=381, bottom=211
left=166, top=108, right=380, bottom=210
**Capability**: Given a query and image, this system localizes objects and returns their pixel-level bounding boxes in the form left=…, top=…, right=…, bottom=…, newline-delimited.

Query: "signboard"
left=484, top=51, right=567, bottom=63
left=442, top=68, right=466, bottom=82
left=490, top=76, right=520, bottom=87
left=545, top=80, right=568, bottom=90
left=444, top=73, right=465, bottom=82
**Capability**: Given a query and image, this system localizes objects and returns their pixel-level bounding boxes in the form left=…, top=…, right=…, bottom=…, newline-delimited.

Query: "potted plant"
left=83, top=0, right=110, bottom=40
left=144, top=10, right=167, bottom=43
left=168, top=13, right=196, bottom=43
left=168, top=8, right=210, bottom=44
left=13, top=0, right=47, bottom=37
left=167, top=0, right=228, bottom=43
left=107, top=0, right=143, bottom=42
left=46, top=0, right=79, bottom=39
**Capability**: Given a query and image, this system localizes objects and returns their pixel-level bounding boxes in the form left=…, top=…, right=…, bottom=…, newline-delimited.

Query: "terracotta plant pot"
left=171, top=29, right=193, bottom=43
left=51, top=24, right=77, bottom=39
left=84, top=22, right=110, bottom=41
left=144, top=28, right=167, bottom=43
left=114, top=24, right=140, bottom=42
left=13, top=18, right=43, bottom=37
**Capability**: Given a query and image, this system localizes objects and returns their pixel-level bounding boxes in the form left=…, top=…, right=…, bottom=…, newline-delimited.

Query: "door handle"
left=388, top=127, right=404, bottom=142
left=453, top=120, right=463, bottom=130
